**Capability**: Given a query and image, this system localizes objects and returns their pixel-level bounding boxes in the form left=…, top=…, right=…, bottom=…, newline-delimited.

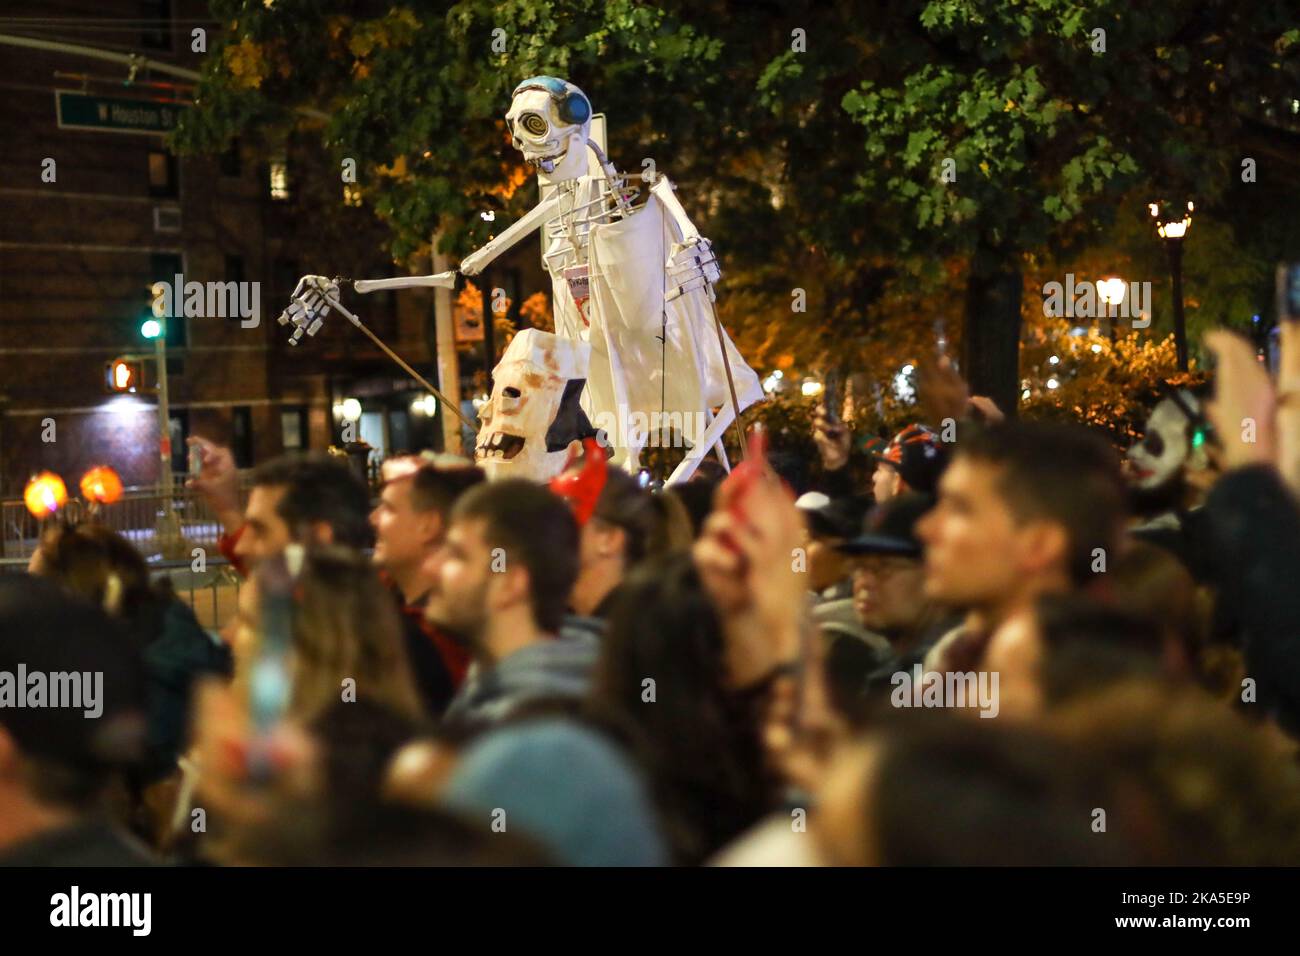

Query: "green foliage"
left=1020, top=320, right=1208, bottom=445
left=174, top=0, right=1300, bottom=423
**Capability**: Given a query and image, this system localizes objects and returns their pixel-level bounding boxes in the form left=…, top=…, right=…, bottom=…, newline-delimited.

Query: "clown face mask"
left=475, top=329, right=595, bottom=482
left=1126, top=390, right=1209, bottom=491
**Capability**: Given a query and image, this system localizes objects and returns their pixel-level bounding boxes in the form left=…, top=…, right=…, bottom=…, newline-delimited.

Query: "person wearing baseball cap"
left=793, top=491, right=863, bottom=601
left=829, top=493, right=958, bottom=716
left=0, top=575, right=154, bottom=866
left=871, top=423, right=950, bottom=503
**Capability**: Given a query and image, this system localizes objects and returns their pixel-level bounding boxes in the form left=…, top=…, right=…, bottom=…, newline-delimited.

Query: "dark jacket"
left=0, top=820, right=156, bottom=867
left=130, top=594, right=232, bottom=780
left=1204, top=465, right=1300, bottom=734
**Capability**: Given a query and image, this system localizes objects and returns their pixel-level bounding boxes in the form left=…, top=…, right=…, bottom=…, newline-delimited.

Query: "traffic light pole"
left=153, top=331, right=185, bottom=558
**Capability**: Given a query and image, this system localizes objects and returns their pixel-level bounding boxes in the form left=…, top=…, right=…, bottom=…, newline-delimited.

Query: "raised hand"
left=1204, top=330, right=1276, bottom=472
left=812, top=407, right=851, bottom=471
left=186, top=436, right=244, bottom=535
left=693, top=466, right=806, bottom=688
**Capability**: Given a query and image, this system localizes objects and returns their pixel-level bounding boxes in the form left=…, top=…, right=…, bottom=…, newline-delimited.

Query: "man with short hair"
left=426, top=480, right=595, bottom=728
left=916, top=422, right=1127, bottom=673
left=372, top=459, right=484, bottom=714
left=373, top=461, right=484, bottom=603
left=188, top=437, right=371, bottom=573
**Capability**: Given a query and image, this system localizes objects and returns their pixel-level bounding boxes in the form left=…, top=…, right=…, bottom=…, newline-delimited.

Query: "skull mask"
left=1126, top=390, right=1209, bottom=491
left=476, top=329, right=595, bottom=482
left=505, top=76, right=592, bottom=181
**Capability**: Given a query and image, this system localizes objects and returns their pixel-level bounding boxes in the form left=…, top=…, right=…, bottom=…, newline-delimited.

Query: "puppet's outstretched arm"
left=340, top=193, right=562, bottom=296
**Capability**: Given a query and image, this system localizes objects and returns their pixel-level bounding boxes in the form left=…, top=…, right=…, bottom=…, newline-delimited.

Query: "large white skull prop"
left=505, top=77, right=592, bottom=181
left=1126, top=390, right=1208, bottom=491
left=475, top=329, right=594, bottom=482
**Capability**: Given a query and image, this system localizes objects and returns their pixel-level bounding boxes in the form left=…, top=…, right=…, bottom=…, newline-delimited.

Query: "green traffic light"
left=141, top=318, right=163, bottom=339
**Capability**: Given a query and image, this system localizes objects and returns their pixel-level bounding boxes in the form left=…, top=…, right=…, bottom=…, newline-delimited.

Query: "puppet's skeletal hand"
left=665, top=237, right=722, bottom=302
left=277, top=275, right=339, bottom=345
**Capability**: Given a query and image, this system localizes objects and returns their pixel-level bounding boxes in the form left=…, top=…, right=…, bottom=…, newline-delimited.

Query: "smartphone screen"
left=822, top=367, right=843, bottom=425
left=247, top=550, right=297, bottom=780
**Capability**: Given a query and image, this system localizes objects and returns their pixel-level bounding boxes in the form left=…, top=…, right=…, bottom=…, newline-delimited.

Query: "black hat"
left=795, top=492, right=867, bottom=540
left=872, top=423, right=949, bottom=495
left=0, top=575, right=147, bottom=770
left=835, top=492, right=932, bottom=558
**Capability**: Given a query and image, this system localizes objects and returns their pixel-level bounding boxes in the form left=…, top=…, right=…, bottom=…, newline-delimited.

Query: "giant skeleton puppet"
left=276, top=77, right=762, bottom=484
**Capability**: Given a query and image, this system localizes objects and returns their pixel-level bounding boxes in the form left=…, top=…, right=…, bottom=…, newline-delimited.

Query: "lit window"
left=148, top=150, right=178, bottom=198
left=269, top=159, right=290, bottom=201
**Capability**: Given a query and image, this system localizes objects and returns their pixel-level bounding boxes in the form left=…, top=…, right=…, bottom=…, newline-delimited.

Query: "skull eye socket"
left=503, top=386, right=521, bottom=398
left=1144, top=432, right=1165, bottom=456
left=519, top=112, right=548, bottom=137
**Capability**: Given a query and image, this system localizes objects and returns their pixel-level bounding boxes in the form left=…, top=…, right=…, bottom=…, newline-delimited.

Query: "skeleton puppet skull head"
left=1126, top=390, right=1210, bottom=491
left=476, top=329, right=595, bottom=482
left=505, top=76, right=592, bottom=181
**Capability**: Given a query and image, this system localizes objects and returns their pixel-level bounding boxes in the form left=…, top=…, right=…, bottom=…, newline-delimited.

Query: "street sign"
left=55, top=90, right=186, bottom=135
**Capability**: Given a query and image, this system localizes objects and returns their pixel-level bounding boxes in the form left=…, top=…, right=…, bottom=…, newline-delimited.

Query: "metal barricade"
left=1, top=472, right=253, bottom=561
left=0, top=554, right=243, bottom=633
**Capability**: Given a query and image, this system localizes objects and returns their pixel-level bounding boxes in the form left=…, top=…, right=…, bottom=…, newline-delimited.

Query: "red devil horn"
left=549, top=437, right=609, bottom=526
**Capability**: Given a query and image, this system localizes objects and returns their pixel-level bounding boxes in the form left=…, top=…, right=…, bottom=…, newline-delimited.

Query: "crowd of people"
left=3, top=326, right=1300, bottom=867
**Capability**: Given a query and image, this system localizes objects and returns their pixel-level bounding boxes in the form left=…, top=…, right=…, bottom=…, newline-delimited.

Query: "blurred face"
left=371, top=478, right=441, bottom=570
left=806, top=535, right=849, bottom=593
left=423, top=517, right=493, bottom=645
left=982, top=608, right=1044, bottom=720
left=236, top=485, right=293, bottom=566
left=851, top=554, right=927, bottom=634
left=916, top=456, right=1025, bottom=610
left=872, top=462, right=901, bottom=503
left=578, top=518, right=623, bottom=571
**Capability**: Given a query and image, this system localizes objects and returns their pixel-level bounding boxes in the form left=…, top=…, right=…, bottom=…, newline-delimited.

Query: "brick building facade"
left=0, top=1, right=542, bottom=497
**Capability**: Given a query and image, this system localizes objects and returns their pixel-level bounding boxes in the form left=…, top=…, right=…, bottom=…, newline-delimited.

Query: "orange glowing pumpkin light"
left=80, top=465, right=124, bottom=505
left=24, top=472, right=68, bottom=519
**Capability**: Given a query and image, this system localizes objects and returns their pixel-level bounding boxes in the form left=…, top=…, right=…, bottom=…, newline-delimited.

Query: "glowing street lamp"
left=1149, top=200, right=1195, bottom=370
left=1097, top=276, right=1126, bottom=306
left=1097, top=276, right=1127, bottom=340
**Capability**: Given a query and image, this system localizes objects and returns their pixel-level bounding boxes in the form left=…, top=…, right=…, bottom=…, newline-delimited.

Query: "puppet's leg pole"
left=713, top=436, right=731, bottom=472
left=708, top=305, right=748, bottom=459
left=701, top=408, right=731, bottom=473
left=324, top=293, right=478, bottom=433
left=666, top=403, right=737, bottom=485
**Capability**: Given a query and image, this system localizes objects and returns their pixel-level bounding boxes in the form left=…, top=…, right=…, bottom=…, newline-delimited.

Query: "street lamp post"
left=1149, top=200, right=1195, bottom=371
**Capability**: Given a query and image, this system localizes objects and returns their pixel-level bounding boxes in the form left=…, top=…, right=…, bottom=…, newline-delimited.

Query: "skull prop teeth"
left=505, top=76, right=592, bottom=181
left=475, top=329, right=596, bottom=482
